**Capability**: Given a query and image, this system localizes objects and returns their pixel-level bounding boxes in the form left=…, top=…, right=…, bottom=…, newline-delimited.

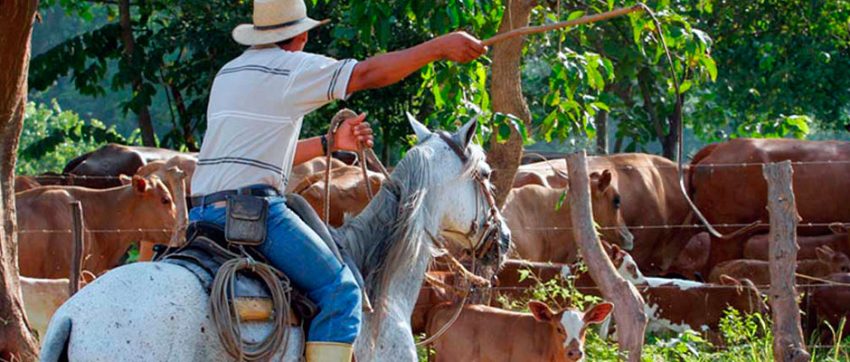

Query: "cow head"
left=529, top=300, right=614, bottom=362
left=590, top=169, right=634, bottom=251
left=816, top=246, right=850, bottom=274
left=129, top=175, right=177, bottom=233
left=608, top=244, right=646, bottom=284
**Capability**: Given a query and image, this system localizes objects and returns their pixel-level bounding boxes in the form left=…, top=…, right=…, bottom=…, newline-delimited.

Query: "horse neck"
left=339, top=181, right=437, bottom=360
left=337, top=186, right=402, bottom=271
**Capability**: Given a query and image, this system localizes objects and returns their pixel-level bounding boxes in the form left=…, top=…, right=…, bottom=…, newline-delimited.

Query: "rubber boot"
left=305, top=342, right=353, bottom=362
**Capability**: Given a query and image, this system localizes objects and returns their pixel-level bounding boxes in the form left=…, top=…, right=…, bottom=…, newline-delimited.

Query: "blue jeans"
left=189, top=196, right=362, bottom=343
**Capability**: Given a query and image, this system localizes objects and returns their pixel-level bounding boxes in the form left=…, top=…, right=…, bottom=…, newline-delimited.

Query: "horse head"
left=406, top=113, right=511, bottom=270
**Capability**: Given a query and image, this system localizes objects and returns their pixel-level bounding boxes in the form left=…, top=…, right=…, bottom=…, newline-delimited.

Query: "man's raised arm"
left=346, top=31, right=486, bottom=94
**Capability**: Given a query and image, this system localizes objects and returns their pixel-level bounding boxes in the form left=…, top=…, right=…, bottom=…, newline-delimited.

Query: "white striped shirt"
left=191, top=48, right=357, bottom=196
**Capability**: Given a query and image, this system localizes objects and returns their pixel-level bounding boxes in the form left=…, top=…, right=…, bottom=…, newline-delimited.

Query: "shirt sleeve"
left=289, top=53, right=358, bottom=114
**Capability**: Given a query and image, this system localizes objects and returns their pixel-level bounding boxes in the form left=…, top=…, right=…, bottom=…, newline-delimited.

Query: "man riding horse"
left=188, top=0, right=487, bottom=360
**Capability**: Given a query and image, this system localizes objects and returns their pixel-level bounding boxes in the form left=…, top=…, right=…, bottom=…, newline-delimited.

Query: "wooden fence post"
left=567, top=151, right=647, bottom=361
left=164, top=167, right=188, bottom=248
left=69, top=201, right=83, bottom=296
left=764, top=160, right=810, bottom=362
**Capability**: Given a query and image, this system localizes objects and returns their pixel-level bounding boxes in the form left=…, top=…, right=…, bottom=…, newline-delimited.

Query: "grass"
left=417, top=262, right=850, bottom=361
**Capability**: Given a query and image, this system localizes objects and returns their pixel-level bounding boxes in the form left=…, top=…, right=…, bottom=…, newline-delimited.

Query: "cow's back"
left=503, top=185, right=575, bottom=263
left=692, top=138, right=850, bottom=232
left=691, top=139, right=850, bottom=270
left=16, top=188, right=76, bottom=277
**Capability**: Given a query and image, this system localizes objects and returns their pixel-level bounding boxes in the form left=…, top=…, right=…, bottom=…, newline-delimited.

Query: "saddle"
left=154, top=194, right=365, bottom=325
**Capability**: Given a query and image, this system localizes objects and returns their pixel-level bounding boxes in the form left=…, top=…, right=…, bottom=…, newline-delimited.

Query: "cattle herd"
left=10, top=137, right=850, bottom=360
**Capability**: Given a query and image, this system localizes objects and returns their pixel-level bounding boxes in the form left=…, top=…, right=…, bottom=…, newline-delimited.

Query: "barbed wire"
left=17, top=221, right=850, bottom=235
left=17, top=228, right=173, bottom=235
left=17, top=158, right=850, bottom=182
left=500, top=158, right=850, bottom=173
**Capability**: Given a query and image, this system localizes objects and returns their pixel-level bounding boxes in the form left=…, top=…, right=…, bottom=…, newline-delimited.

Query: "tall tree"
left=488, top=0, right=536, bottom=206
left=118, top=0, right=155, bottom=146
left=0, top=0, right=41, bottom=359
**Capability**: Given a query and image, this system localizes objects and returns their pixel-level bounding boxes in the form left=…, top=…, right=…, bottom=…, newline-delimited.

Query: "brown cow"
left=809, top=273, right=850, bottom=341
left=513, top=161, right=568, bottom=188
left=667, top=232, right=711, bottom=280
left=134, top=154, right=198, bottom=194
left=20, top=276, right=70, bottom=339
left=63, top=144, right=194, bottom=188
left=708, top=246, right=850, bottom=285
left=514, top=153, right=696, bottom=274
left=493, top=259, right=600, bottom=305
left=744, top=230, right=850, bottom=261
left=426, top=301, right=613, bottom=362
left=286, top=156, right=347, bottom=193
left=289, top=164, right=385, bottom=227
left=504, top=170, right=633, bottom=264
left=17, top=176, right=176, bottom=278
left=609, top=245, right=768, bottom=336
left=14, top=176, right=41, bottom=192
left=690, top=138, right=850, bottom=274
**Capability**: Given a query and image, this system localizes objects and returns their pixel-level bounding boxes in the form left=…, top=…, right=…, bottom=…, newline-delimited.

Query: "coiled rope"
left=210, top=257, right=292, bottom=361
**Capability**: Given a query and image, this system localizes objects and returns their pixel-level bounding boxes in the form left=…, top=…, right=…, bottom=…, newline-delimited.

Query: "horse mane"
left=362, top=145, right=434, bottom=311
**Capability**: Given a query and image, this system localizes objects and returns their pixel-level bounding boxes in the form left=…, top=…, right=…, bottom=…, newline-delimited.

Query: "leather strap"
left=191, top=186, right=279, bottom=208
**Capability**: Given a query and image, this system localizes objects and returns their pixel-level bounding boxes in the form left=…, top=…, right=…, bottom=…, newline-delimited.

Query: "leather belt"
left=191, top=185, right=280, bottom=208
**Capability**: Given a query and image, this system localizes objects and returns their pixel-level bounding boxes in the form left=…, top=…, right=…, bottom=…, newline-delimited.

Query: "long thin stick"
left=482, top=5, right=644, bottom=47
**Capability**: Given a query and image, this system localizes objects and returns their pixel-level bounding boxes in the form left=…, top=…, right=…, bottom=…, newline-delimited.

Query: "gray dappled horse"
left=40, top=116, right=510, bottom=362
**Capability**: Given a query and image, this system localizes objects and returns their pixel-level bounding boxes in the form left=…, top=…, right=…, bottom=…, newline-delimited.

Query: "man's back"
left=192, top=48, right=356, bottom=195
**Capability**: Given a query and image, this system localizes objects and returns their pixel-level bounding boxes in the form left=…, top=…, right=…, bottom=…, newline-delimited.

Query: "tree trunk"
left=0, top=0, right=41, bottom=359
left=567, top=152, right=647, bottom=361
left=595, top=109, right=609, bottom=154
left=119, top=0, right=156, bottom=147
left=764, top=161, right=810, bottom=362
left=487, top=0, right=535, bottom=207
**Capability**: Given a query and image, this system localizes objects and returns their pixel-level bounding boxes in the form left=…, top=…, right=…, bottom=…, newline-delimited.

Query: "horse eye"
left=480, top=169, right=491, bottom=179
left=161, top=197, right=171, bottom=205
left=613, top=195, right=621, bottom=209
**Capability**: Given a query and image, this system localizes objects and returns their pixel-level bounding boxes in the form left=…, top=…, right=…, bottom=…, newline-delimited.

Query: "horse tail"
left=39, top=315, right=72, bottom=362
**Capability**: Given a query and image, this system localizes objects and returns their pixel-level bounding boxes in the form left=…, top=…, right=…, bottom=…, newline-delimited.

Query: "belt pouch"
left=225, top=194, right=268, bottom=246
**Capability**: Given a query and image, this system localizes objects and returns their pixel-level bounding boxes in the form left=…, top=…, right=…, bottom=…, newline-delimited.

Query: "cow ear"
left=456, top=117, right=478, bottom=148
left=718, top=274, right=740, bottom=286
left=406, top=112, right=431, bottom=142
left=528, top=300, right=555, bottom=323
left=597, top=169, right=612, bottom=192
left=583, top=302, right=614, bottom=324
left=119, top=174, right=133, bottom=186
left=816, top=246, right=834, bottom=262
left=132, top=175, right=149, bottom=193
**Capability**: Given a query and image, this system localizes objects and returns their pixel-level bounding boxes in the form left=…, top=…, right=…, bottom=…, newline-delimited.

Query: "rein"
left=323, top=110, right=390, bottom=224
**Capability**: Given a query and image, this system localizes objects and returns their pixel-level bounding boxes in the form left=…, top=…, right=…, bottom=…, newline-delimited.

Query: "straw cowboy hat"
left=232, top=0, right=329, bottom=46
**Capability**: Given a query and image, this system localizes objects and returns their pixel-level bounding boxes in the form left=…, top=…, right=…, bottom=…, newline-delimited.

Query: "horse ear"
left=406, top=112, right=431, bottom=142
left=528, top=300, right=555, bottom=323
left=456, top=117, right=478, bottom=148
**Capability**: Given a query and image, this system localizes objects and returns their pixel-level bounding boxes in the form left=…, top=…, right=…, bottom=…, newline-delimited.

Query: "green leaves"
left=18, top=101, right=127, bottom=175
left=492, top=112, right=530, bottom=144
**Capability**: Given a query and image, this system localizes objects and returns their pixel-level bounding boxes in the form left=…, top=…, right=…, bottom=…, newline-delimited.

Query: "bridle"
left=435, top=131, right=503, bottom=260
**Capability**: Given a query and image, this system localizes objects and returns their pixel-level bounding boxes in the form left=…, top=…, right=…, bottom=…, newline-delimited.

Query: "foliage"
left=687, top=0, right=850, bottom=141
left=29, top=0, right=850, bottom=164
left=17, top=101, right=126, bottom=175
